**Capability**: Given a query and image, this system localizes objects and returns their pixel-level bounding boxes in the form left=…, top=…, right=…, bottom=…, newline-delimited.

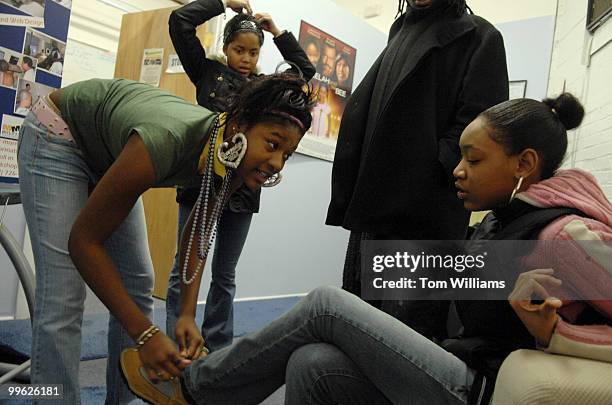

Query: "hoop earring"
left=262, top=172, right=282, bottom=188
left=508, top=176, right=524, bottom=204
left=217, top=133, right=247, bottom=169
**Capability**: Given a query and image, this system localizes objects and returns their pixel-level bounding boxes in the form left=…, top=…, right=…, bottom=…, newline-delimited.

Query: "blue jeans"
left=166, top=203, right=252, bottom=352
left=18, top=113, right=153, bottom=404
left=183, top=286, right=476, bottom=405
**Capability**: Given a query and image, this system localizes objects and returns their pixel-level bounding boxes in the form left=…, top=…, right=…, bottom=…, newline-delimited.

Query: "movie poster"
left=297, top=21, right=356, bottom=162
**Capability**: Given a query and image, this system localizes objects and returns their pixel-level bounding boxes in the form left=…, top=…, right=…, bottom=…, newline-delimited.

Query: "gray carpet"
left=1, top=296, right=300, bottom=404
left=77, top=358, right=286, bottom=404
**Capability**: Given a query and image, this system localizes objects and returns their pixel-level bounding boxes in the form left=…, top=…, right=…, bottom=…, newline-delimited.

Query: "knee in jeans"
left=306, top=286, right=345, bottom=309
left=287, top=343, right=348, bottom=382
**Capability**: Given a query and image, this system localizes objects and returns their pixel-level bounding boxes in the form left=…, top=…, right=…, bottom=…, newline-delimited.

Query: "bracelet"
left=135, top=325, right=160, bottom=349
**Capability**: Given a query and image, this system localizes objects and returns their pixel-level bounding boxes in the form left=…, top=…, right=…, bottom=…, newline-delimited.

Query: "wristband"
left=135, top=325, right=160, bottom=349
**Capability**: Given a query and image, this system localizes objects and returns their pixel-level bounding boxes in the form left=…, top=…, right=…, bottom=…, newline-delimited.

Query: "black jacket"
left=169, top=0, right=315, bottom=211
left=326, top=8, right=509, bottom=238
left=444, top=201, right=590, bottom=405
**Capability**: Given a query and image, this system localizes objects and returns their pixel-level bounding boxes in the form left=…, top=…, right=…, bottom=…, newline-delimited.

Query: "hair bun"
left=543, top=92, right=585, bottom=131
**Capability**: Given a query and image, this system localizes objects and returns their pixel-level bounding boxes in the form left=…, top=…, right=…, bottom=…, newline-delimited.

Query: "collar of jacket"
left=374, top=10, right=476, bottom=125
left=389, top=9, right=476, bottom=49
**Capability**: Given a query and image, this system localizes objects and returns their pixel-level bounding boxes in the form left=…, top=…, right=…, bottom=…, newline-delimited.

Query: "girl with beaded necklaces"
left=167, top=0, right=315, bottom=353
left=121, top=93, right=611, bottom=405
left=17, top=73, right=313, bottom=404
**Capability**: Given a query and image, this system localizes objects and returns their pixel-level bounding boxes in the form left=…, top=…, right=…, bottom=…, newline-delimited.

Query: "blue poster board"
left=0, top=0, right=72, bottom=183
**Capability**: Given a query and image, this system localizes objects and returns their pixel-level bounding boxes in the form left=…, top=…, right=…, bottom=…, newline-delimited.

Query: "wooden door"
left=114, top=7, right=217, bottom=298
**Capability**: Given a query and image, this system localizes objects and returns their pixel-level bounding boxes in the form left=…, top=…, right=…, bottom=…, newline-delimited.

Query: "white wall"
left=332, top=0, right=558, bottom=34
left=548, top=0, right=612, bottom=198
left=496, top=16, right=556, bottom=100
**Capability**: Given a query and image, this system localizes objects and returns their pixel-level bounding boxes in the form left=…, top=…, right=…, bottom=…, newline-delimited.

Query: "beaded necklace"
left=181, top=116, right=233, bottom=285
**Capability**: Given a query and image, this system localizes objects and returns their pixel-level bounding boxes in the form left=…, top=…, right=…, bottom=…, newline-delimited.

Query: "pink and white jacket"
left=518, top=169, right=612, bottom=363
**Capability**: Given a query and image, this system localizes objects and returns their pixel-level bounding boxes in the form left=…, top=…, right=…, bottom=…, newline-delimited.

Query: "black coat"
left=326, top=9, right=509, bottom=238
left=169, top=0, right=315, bottom=211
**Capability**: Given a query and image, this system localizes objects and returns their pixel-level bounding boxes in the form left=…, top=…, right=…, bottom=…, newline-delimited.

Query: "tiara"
left=238, top=20, right=258, bottom=30
left=224, top=19, right=264, bottom=44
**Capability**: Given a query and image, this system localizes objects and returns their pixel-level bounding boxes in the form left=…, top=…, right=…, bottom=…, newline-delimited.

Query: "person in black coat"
left=166, top=0, right=315, bottom=352
left=326, top=0, right=509, bottom=338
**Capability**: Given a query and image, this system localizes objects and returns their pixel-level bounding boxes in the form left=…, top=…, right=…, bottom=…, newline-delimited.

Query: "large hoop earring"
left=217, top=133, right=247, bottom=169
left=263, top=172, right=282, bottom=188
left=508, top=176, right=524, bottom=204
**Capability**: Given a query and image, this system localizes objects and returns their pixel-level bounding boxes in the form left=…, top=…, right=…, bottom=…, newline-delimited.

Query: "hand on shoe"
left=175, top=315, right=208, bottom=360
left=138, top=332, right=192, bottom=382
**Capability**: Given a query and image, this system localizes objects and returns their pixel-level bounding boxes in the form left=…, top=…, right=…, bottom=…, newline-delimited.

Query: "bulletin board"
left=0, top=0, right=73, bottom=183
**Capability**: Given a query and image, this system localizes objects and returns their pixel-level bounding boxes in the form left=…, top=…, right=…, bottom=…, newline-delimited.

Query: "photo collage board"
left=0, top=0, right=72, bottom=182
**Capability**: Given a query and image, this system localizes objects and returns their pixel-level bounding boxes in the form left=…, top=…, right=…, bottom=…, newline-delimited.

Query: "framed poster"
left=509, top=80, right=527, bottom=100
left=297, top=21, right=357, bottom=162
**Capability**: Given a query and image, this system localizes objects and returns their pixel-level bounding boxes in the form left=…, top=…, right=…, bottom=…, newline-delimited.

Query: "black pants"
left=342, top=231, right=450, bottom=341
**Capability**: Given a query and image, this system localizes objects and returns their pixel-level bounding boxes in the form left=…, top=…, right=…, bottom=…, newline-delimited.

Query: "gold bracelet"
left=135, top=325, right=155, bottom=343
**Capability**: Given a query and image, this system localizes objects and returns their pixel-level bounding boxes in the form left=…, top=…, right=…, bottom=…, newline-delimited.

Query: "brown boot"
left=120, top=348, right=191, bottom=405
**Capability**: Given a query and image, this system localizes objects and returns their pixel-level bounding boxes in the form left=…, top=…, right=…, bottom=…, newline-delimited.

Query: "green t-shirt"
left=58, top=78, right=217, bottom=188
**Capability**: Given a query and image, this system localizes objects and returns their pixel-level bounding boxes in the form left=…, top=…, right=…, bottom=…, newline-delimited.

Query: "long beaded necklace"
left=181, top=117, right=233, bottom=285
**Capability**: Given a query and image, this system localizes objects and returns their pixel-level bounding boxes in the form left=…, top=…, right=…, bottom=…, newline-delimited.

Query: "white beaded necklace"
left=181, top=117, right=233, bottom=285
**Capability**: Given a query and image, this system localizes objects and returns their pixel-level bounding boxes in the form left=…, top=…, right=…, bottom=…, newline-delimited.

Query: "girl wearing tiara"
left=167, top=0, right=315, bottom=353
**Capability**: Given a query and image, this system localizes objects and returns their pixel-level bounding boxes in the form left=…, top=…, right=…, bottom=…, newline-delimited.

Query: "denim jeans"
left=183, top=286, right=476, bottom=405
left=18, top=113, right=153, bottom=404
left=166, top=203, right=252, bottom=351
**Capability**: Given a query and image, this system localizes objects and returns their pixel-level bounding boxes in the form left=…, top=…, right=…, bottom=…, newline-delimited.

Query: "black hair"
left=335, top=53, right=351, bottom=78
left=396, top=0, right=470, bottom=18
left=226, top=73, right=315, bottom=134
left=22, top=56, right=33, bottom=68
left=223, top=13, right=264, bottom=46
left=304, top=37, right=320, bottom=50
left=480, top=93, right=585, bottom=179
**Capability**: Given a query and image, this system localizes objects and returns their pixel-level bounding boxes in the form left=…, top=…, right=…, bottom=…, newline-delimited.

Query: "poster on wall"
left=140, top=48, right=164, bottom=87
left=297, top=20, right=356, bottom=162
left=0, top=0, right=71, bottom=183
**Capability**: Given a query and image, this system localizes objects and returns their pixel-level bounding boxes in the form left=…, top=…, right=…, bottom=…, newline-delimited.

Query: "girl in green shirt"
left=18, top=73, right=312, bottom=404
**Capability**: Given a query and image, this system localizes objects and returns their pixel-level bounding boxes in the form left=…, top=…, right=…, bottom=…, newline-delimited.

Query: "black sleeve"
left=438, top=27, right=509, bottom=185
left=169, top=0, right=225, bottom=84
left=273, top=31, right=316, bottom=81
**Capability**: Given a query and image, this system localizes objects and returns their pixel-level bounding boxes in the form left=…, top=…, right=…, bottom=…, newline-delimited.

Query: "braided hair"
left=480, top=93, right=585, bottom=179
left=226, top=73, right=315, bottom=134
